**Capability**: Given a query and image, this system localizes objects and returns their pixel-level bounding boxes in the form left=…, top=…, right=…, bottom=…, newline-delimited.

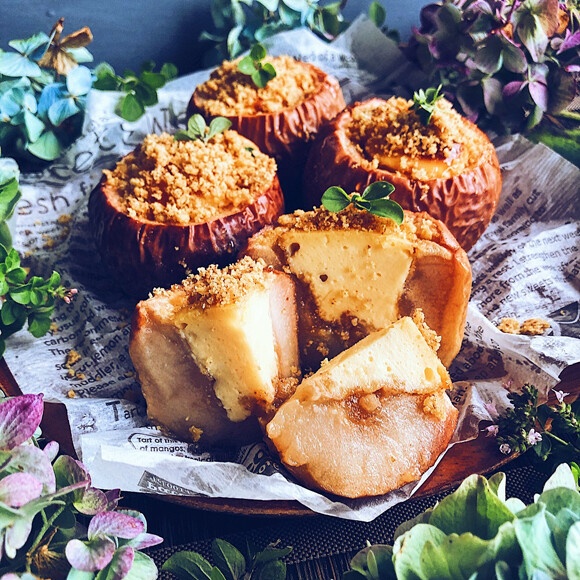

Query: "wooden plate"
left=1, top=358, right=578, bottom=517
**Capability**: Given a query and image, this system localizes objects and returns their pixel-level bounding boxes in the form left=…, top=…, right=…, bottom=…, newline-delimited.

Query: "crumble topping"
left=103, top=131, right=276, bottom=225
left=346, top=97, right=494, bottom=179
left=194, top=56, right=319, bottom=115
left=154, top=256, right=273, bottom=307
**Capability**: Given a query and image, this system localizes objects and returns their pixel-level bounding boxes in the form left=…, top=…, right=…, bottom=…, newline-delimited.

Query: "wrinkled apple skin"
left=88, top=172, right=285, bottom=298
left=303, top=98, right=503, bottom=251
left=188, top=63, right=346, bottom=178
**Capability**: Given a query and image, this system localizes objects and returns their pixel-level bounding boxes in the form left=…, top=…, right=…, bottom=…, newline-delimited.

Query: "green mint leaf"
left=412, top=85, right=444, bottom=125
left=253, top=545, right=293, bottom=565
left=207, top=117, right=232, bottom=140
left=134, top=82, right=158, bottom=107
left=1, top=300, right=24, bottom=326
left=368, top=1, right=387, bottom=27
left=252, top=69, right=268, bottom=89
left=174, top=130, right=192, bottom=141
left=118, top=93, right=145, bottom=122
left=212, top=538, right=247, bottom=580
left=140, top=71, right=167, bottom=90
left=321, top=186, right=351, bottom=212
left=367, top=199, right=404, bottom=223
left=188, top=114, right=208, bottom=139
left=353, top=198, right=371, bottom=211
left=250, top=42, right=267, bottom=61
left=162, top=550, right=214, bottom=579
left=362, top=181, right=395, bottom=201
left=28, top=312, right=53, bottom=338
left=6, top=267, right=27, bottom=285
left=261, top=62, right=276, bottom=80
left=238, top=55, right=257, bottom=75
left=253, top=558, right=286, bottom=579
left=161, top=62, right=178, bottom=80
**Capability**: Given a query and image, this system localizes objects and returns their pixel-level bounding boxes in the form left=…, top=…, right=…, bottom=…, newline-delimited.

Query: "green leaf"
left=140, top=71, right=167, bottom=90
left=1, top=300, right=25, bottom=326
left=362, top=181, right=395, bottom=201
left=119, top=551, right=158, bottom=580
left=0, top=52, right=42, bottom=78
left=23, top=109, right=45, bottom=142
left=212, top=538, right=246, bottom=580
left=514, top=506, right=567, bottom=578
left=238, top=55, right=257, bottom=75
left=161, top=62, right=178, bottom=80
left=250, top=43, right=267, bottom=61
left=392, top=524, right=448, bottom=578
left=162, top=550, right=214, bottom=579
left=26, top=130, right=62, bottom=161
left=368, top=2, right=386, bottom=28
left=429, top=474, right=515, bottom=540
left=567, top=521, right=580, bottom=579
left=188, top=114, right=208, bottom=138
left=134, top=82, right=158, bottom=107
left=0, top=177, right=21, bottom=223
left=118, top=92, right=145, bottom=122
left=48, top=96, right=80, bottom=126
left=349, top=544, right=394, bottom=579
left=207, top=117, right=232, bottom=140
left=321, top=186, right=351, bottom=212
left=253, top=559, right=286, bottom=580
left=0, top=222, right=12, bottom=249
left=28, top=312, right=53, bottom=338
left=367, top=199, right=404, bottom=222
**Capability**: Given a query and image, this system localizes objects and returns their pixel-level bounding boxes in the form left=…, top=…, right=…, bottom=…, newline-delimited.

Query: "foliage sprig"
left=174, top=114, right=232, bottom=143
left=238, top=43, right=276, bottom=88
left=162, top=537, right=292, bottom=579
left=412, top=84, right=444, bottom=125
left=321, top=181, right=404, bottom=223
left=92, top=60, right=178, bottom=122
left=494, top=383, right=580, bottom=469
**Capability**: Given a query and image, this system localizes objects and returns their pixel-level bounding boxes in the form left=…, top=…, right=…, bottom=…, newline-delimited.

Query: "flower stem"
left=26, top=504, right=68, bottom=569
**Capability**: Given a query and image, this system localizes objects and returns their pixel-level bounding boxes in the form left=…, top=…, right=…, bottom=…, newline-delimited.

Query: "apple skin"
left=88, top=171, right=285, bottom=298
left=187, top=62, right=346, bottom=179
left=302, top=98, right=503, bottom=251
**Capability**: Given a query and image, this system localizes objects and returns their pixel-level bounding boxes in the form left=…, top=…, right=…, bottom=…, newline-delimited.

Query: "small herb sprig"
left=237, top=43, right=277, bottom=88
left=493, top=383, right=580, bottom=469
left=412, top=85, right=444, bottom=125
left=93, top=60, right=178, bottom=122
left=162, top=537, right=292, bottom=579
left=321, top=181, right=404, bottom=223
left=174, top=114, right=232, bottom=143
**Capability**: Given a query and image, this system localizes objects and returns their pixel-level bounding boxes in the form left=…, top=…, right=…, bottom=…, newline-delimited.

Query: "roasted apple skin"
left=188, top=63, right=346, bottom=173
left=303, top=98, right=503, bottom=251
left=88, top=172, right=285, bottom=298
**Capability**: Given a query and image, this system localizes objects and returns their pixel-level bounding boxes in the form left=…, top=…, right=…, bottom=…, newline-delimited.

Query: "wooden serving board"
left=1, top=358, right=578, bottom=517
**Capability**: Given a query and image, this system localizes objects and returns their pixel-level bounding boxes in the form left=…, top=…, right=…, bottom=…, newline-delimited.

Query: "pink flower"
left=527, top=429, right=542, bottom=446
left=484, top=425, right=499, bottom=437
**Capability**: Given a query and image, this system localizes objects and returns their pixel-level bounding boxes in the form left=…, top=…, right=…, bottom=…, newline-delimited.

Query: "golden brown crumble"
left=195, top=56, right=319, bottom=115
left=346, top=97, right=493, bottom=180
left=65, top=350, right=81, bottom=366
left=497, top=317, right=551, bottom=335
left=154, top=256, right=273, bottom=307
left=104, top=131, right=276, bottom=225
left=520, top=318, right=551, bottom=335
left=411, top=309, right=441, bottom=353
left=422, top=392, right=447, bottom=420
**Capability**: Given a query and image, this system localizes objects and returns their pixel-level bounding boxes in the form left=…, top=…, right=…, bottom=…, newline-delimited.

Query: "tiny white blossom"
left=553, top=389, right=569, bottom=405
left=499, top=443, right=512, bottom=455
left=527, top=429, right=542, bottom=446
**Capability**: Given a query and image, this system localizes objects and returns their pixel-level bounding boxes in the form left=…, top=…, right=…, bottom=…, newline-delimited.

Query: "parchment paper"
left=5, top=17, right=580, bottom=521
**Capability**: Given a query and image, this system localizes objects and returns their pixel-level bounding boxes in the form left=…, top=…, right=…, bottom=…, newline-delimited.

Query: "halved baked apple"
left=266, top=313, right=458, bottom=498
left=129, top=257, right=301, bottom=445
left=89, top=128, right=284, bottom=297
left=243, top=204, right=472, bottom=369
left=303, top=96, right=502, bottom=250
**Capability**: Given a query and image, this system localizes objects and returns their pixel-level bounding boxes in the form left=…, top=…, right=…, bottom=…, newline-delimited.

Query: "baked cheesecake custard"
left=303, top=96, right=503, bottom=250
left=244, top=204, right=471, bottom=369
left=129, top=204, right=469, bottom=498
left=89, top=129, right=284, bottom=296
left=188, top=55, right=346, bottom=174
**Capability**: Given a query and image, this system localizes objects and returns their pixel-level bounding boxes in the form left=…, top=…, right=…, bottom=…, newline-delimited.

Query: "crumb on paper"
left=189, top=425, right=203, bottom=443
left=497, top=317, right=551, bottom=336
left=520, top=318, right=551, bottom=336
left=67, top=390, right=76, bottom=398
left=65, top=350, right=82, bottom=366
left=57, top=214, right=73, bottom=225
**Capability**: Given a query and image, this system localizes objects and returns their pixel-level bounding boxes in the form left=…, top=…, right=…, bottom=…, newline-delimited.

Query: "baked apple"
left=130, top=256, right=301, bottom=445
left=243, top=204, right=471, bottom=369
left=188, top=53, right=346, bottom=205
left=266, top=313, right=458, bottom=498
left=89, top=127, right=284, bottom=297
left=303, top=96, right=502, bottom=250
